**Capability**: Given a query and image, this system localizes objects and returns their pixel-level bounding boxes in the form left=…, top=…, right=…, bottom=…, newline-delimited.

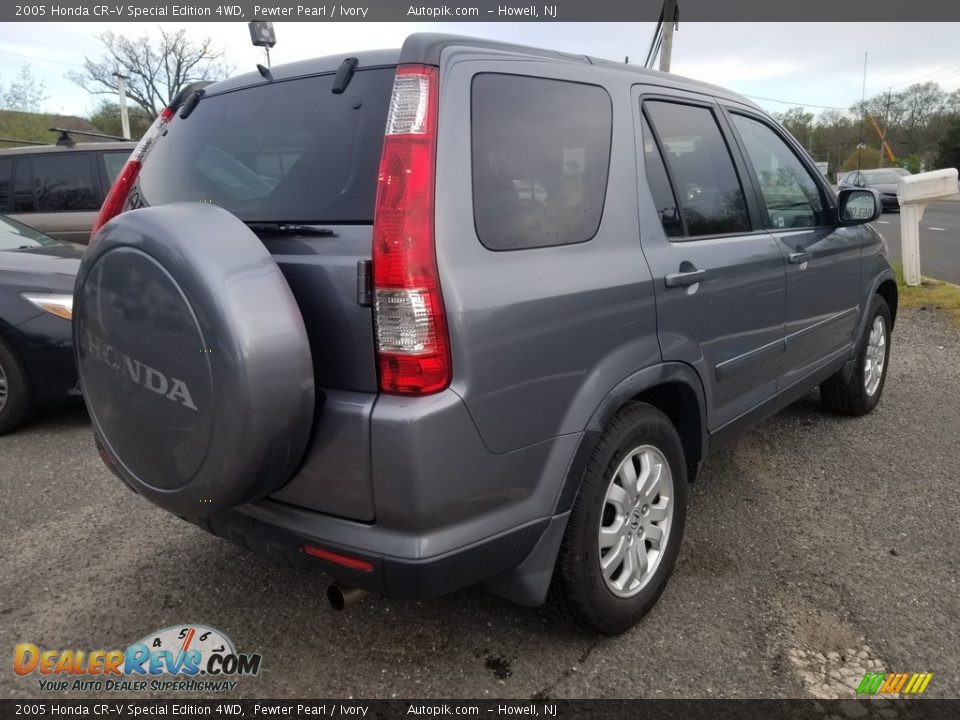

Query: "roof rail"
left=49, top=127, right=128, bottom=147
left=0, top=137, right=50, bottom=147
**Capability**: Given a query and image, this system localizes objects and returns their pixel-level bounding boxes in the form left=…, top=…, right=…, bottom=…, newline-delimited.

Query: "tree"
left=936, top=116, right=960, bottom=171
left=1, top=63, right=47, bottom=112
left=87, top=99, right=153, bottom=140
left=776, top=107, right=815, bottom=150
left=68, top=29, right=230, bottom=118
left=840, top=147, right=882, bottom=172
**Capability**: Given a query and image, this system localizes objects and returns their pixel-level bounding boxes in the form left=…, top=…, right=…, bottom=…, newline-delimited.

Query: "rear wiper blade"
left=246, top=223, right=336, bottom=236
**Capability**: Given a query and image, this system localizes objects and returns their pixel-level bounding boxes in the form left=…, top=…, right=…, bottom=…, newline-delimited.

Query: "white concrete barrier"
left=898, top=168, right=959, bottom=286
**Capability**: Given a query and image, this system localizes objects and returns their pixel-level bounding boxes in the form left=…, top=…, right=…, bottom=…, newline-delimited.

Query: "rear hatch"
left=127, top=55, right=399, bottom=520
left=132, top=56, right=397, bottom=393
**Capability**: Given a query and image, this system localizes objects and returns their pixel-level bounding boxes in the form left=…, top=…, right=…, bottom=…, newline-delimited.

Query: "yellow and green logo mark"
left=857, top=672, right=933, bottom=695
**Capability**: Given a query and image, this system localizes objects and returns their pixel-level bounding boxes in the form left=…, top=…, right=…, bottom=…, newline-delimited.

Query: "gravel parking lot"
left=1, top=307, right=958, bottom=701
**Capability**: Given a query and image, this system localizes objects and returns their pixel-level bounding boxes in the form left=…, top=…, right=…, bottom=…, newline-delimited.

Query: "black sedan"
left=0, top=215, right=83, bottom=433
left=839, top=168, right=910, bottom=212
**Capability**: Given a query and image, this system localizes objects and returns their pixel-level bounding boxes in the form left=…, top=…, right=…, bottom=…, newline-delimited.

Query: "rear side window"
left=644, top=101, right=749, bottom=236
left=0, top=158, right=10, bottom=212
left=31, top=153, right=100, bottom=211
left=101, top=151, right=130, bottom=186
left=13, top=157, right=34, bottom=212
left=640, top=115, right=683, bottom=238
left=134, top=68, right=396, bottom=223
left=471, top=74, right=612, bottom=251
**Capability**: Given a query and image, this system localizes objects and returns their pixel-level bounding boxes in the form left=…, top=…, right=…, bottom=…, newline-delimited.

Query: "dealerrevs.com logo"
left=13, top=625, right=262, bottom=693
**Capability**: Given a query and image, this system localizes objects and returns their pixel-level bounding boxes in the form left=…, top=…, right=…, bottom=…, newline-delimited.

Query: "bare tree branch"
left=67, top=28, right=231, bottom=119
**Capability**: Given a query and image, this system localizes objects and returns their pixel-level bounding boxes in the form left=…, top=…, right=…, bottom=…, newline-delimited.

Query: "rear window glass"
left=471, top=74, right=612, bottom=251
left=644, top=101, right=750, bottom=237
left=102, top=151, right=130, bottom=185
left=33, top=154, right=99, bottom=211
left=640, top=115, right=683, bottom=238
left=0, top=158, right=10, bottom=211
left=134, top=68, right=395, bottom=224
left=13, top=153, right=100, bottom=212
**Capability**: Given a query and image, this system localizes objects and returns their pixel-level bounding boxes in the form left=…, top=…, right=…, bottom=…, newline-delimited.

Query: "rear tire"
left=554, top=402, right=688, bottom=635
left=820, top=294, right=891, bottom=416
left=0, top=337, right=32, bottom=435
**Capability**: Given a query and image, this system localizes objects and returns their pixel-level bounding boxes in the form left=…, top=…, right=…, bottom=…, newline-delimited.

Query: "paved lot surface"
left=874, top=195, right=960, bottom=284
left=1, top=308, right=958, bottom=701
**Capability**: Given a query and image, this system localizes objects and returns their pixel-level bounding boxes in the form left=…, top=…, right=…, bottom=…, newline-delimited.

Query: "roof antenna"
left=257, top=64, right=272, bottom=80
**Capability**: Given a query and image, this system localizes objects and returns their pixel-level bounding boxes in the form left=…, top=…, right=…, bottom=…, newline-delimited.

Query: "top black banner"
left=2, top=0, right=959, bottom=22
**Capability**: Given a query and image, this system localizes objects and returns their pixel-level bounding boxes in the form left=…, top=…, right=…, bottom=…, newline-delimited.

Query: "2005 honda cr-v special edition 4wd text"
left=74, top=34, right=897, bottom=634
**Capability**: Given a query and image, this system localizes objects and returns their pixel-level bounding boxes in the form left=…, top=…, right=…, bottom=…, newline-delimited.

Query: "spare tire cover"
left=74, top=203, right=314, bottom=518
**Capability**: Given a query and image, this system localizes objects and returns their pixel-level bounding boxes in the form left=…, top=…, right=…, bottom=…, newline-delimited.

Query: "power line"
left=886, top=61, right=960, bottom=90
left=0, top=48, right=83, bottom=69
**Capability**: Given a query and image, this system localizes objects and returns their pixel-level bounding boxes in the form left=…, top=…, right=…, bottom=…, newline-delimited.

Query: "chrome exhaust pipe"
left=326, top=583, right=368, bottom=611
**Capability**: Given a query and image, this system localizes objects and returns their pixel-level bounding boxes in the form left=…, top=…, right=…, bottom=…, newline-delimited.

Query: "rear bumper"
left=185, top=388, right=581, bottom=600
left=193, top=504, right=549, bottom=600
left=880, top=194, right=900, bottom=211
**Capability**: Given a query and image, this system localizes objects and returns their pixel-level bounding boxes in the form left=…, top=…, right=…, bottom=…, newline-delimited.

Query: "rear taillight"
left=91, top=106, right=176, bottom=238
left=372, top=64, right=450, bottom=395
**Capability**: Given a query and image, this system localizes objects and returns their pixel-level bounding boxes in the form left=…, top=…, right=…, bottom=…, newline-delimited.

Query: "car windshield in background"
left=0, top=214, right=59, bottom=251
left=134, top=67, right=395, bottom=224
left=861, top=170, right=904, bottom=184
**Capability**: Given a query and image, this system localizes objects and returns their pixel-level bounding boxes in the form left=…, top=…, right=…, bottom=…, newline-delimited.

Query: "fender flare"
left=485, top=362, right=708, bottom=607
left=555, top=361, right=708, bottom=515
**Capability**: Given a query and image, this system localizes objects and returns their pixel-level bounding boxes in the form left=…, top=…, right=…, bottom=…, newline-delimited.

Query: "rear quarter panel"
left=434, top=51, right=660, bottom=456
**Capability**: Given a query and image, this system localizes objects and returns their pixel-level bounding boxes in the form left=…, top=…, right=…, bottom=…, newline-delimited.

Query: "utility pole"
left=114, top=73, right=130, bottom=140
left=658, top=0, right=677, bottom=73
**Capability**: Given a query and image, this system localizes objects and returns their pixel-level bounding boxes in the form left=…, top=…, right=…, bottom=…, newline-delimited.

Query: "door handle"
left=789, top=251, right=812, bottom=264
left=664, top=267, right=706, bottom=288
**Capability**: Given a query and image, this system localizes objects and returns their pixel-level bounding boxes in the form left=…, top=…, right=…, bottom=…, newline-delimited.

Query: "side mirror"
left=837, top=188, right=881, bottom=226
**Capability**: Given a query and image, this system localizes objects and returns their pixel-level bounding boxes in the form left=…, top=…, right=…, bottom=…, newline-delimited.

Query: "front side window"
left=472, top=74, right=612, bottom=250
left=644, top=101, right=750, bottom=237
left=731, top=114, right=825, bottom=229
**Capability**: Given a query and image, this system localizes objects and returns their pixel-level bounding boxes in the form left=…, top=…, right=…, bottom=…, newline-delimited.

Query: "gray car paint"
left=75, top=204, right=315, bottom=516
left=75, top=33, right=896, bottom=607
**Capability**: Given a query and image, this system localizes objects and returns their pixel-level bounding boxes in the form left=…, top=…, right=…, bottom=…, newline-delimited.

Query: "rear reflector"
left=91, top=106, right=176, bottom=238
left=302, top=545, right=374, bottom=572
left=371, top=64, right=450, bottom=396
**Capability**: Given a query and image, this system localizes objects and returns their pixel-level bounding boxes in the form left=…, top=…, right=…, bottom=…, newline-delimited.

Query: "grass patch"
left=892, top=262, right=960, bottom=325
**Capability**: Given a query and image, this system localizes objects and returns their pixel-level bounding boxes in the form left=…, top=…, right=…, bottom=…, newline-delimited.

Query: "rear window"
left=134, top=67, right=396, bottom=223
left=471, top=73, right=612, bottom=251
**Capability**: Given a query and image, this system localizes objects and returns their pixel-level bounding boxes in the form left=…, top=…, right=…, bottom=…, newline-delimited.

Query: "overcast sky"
left=1, top=22, right=959, bottom=118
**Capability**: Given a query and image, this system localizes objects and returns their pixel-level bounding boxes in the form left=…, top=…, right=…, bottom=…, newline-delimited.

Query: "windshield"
left=861, top=170, right=903, bottom=184
left=134, top=67, right=395, bottom=224
left=0, top=214, right=59, bottom=251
